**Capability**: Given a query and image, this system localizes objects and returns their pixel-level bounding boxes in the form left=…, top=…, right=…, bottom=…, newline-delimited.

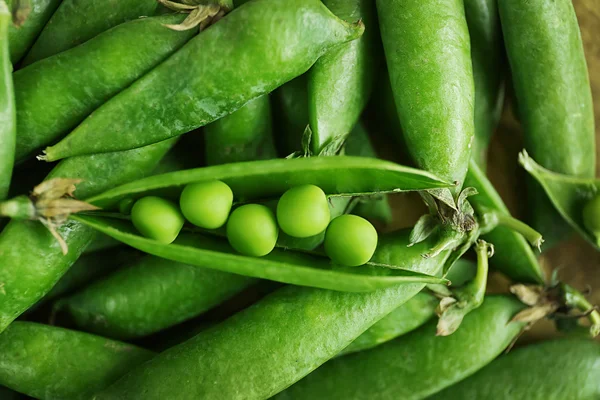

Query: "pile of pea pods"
left=0, top=0, right=599, bottom=398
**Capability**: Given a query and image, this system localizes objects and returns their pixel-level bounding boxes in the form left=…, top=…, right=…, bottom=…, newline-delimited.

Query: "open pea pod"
left=73, top=215, right=448, bottom=292
left=85, top=156, right=451, bottom=209
left=520, top=150, right=600, bottom=250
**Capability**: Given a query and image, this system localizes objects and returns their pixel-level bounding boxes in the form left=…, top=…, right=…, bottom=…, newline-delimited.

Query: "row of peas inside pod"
left=125, top=181, right=378, bottom=267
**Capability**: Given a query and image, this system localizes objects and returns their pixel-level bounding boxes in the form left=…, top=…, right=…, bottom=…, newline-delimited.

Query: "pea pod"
left=41, top=0, right=365, bottom=161
left=204, top=94, right=277, bottom=165
left=0, top=1, right=15, bottom=201
left=92, top=229, right=451, bottom=400
left=14, top=14, right=194, bottom=161
left=498, top=0, right=595, bottom=247
left=0, top=139, right=176, bottom=332
left=432, top=339, right=600, bottom=399
left=276, top=296, right=524, bottom=400
left=520, top=151, right=600, bottom=250
left=0, top=322, right=154, bottom=400
left=307, top=0, right=378, bottom=154
left=55, top=255, right=256, bottom=339
left=464, top=0, right=505, bottom=167
left=377, top=0, right=474, bottom=193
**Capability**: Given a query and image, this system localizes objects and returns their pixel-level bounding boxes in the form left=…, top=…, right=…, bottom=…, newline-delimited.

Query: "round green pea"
left=276, top=184, right=330, bottom=238
left=582, top=194, right=600, bottom=236
left=131, top=196, right=185, bottom=244
left=324, top=215, right=378, bottom=267
left=180, top=180, right=233, bottom=229
left=226, top=204, right=279, bottom=257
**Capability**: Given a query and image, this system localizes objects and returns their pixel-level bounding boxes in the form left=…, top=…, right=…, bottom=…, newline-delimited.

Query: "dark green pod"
left=433, top=339, right=600, bottom=399
left=0, top=322, right=154, bottom=400
left=43, top=0, right=365, bottom=161
left=0, top=139, right=175, bottom=332
left=57, top=255, right=256, bottom=339
left=0, top=1, right=15, bottom=200
left=377, top=0, right=474, bottom=192
left=92, top=230, right=450, bottom=400
left=14, top=14, right=194, bottom=161
left=276, top=296, right=524, bottom=400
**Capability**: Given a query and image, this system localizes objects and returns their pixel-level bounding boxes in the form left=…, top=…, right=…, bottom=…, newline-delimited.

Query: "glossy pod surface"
left=43, top=0, right=365, bottom=160
left=0, top=139, right=175, bottom=332
left=92, top=229, right=450, bottom=400
left=276, top=296, right=524, bottom=400
left=14, top=14, right=194, bottom=161
left=377, top=0, right=474, bottom=192
left=432, top=339, right=600, bottom=399
left=0, top=322, right=154, bottom=399
left=0, top=1, right=14, bottom=200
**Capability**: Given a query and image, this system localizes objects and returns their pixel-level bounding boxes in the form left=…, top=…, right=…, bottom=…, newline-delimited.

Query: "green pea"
left=118, top=198, right=135, bottom=215
left=276, top=185, right=330, bottom=238
left=131, top=196, right=184, bottom=244
left=583, top=194, right=600, bottom=236
left=227, top=204, right=278, bottom=257
left=325, top=215, right=378, bottom=266
left=180, top=180, right=233, bottom=229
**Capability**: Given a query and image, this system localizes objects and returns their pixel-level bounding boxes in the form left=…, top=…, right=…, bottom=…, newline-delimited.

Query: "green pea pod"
left=204, top=94, right=277, bottom=165
left=0, top=1, right=15, bottom=201
left=91, top=229, right=451, bottom=400
left=337, top=291, right=437, bottom=357
left=7, top=0, right=62, bottom=64
left=21, top=0, right=162, bottom=65
left=464, top=0, right=505, bottom=168
left=307, top=0, right=378, bottom=153
left=377, top=0, right=474, bottom=193
left=0, top=139, right=176, bottom=332
left=273, top=75, right=308, bottom=156
left=0, top=322, right=154, bottom=399
left=82, top=234, right=120, bottom=254
left=41, top=0, right=365, bottom=161
left=498, top=0, right=595, bottom=248
left=433, top=339, right=600, bottom=399
left=520, top=151, right=600, bottom=251
left=55, top=255, right=256, bottom=339
left=276, top=296, right=524, bottom=400
left=14, top=14, right=194, bottom=161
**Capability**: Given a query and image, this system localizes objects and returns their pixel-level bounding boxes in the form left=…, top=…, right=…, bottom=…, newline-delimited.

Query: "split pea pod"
left=14, top=13, right=194, bottom=161
left=433, top=339, right=600, bottom=399
left=377, top=0, right=474, bottom=192
left=0, top=1, right=15, bottom=201
left=42, top=0, right=366, bottom=161
left=498, top=0, right=595, bottom=247
left=92, top=229, right=451, bottom=400
left=276, top=296, right=524, bottom=400
left=0, top=322, right=154, bottom=399
left=0, top=139, right=176, bottom=332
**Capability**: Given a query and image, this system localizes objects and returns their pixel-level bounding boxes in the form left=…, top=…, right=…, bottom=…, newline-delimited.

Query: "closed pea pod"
left=0, top=0, right=14, bottom=201
left=14, top=14, right=194, bottom=161
left=41, top=0, right=366, bottom=161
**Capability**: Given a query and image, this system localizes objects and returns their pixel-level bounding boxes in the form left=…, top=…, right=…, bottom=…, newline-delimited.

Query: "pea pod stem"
left=561, top=283, right=600, bottom=337
left=480, top=209, right=544, bottom=251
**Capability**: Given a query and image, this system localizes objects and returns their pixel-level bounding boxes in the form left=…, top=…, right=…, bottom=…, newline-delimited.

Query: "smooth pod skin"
left=308, top=0, right=379, bottom=153
left=0, top=322, right=154, bottom=400
left=276, top=296, right=525, bottom=400
left=43, top=0, right=365, bottom=160
left=0, top=1, right=15, bottom=201
left=227, top=204, right=279, bottom=256
left=56, top=255, right=255, bottom=339
left=180, top=180, right=233, bottom=229
left=465, top=0, right=505, bottom=167
left=204, top=94, right=277, bottom=165
left=377, top=0, right=474, bottom=193
left=0, top=139, right=175, bottom=332
left=498, top=0, right=595, bottom=247
left=325, top=215, right=377, bottom=266
left=14, top=14, right=194, bottom=161
left=21, top=0, right=162, bottom=65
left=277, top=185, right=330, bottom=238
left=433, top=339, right=600, bottom=399
left=583, top=194, right=600, bottom=237
left=91, top=229, right=451, bottom=400
left=131, top=196, right=184, bottom=244
left=6, top=0, right=62, bottom=63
